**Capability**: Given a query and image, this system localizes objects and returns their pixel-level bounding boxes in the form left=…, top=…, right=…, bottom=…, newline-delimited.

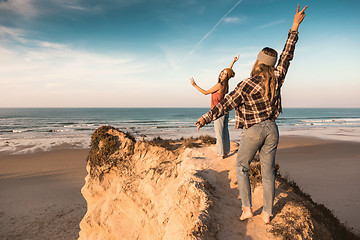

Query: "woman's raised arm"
left=190, top=77, right=221, bottom=95
left=291, top=4, right=308, bottom=32
left=276, top=4, right=308, bottom=87
left=229, top=55, right=240, bottom=69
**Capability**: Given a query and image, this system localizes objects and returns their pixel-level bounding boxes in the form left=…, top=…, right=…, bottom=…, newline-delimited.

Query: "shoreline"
left=2, top=128, right=360, bottom=156
left=0, top=135, right=359, bottom=238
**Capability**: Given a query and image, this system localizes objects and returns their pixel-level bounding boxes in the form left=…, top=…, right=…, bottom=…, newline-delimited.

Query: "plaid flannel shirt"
left=202, top=30, right=299, bottom=129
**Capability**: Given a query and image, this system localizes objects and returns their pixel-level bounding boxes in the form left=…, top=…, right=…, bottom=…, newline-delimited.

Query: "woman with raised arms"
left=191, top=56, right=239, bottom=159
left=195, top=4, right=308, bottom=223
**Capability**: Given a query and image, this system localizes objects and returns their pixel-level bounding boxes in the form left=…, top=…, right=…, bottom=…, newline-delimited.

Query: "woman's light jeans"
left=214, top=114, right=230, bottom=156
left=236, top=120, right=279, bottom=216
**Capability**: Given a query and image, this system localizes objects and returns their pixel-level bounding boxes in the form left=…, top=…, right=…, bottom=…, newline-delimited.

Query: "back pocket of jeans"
left=244, top=125, right=262, bottom=141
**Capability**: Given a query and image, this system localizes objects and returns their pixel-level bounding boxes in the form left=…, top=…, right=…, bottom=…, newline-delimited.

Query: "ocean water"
left=1, top=108, right=359, bottom=154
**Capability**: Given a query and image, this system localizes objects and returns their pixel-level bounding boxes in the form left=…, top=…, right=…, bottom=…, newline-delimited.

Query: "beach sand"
left=0, top=136, right=359, bottom=239
left=0, top=149, right=88, bottom=240
left=277, top=136, right=360, bottom=235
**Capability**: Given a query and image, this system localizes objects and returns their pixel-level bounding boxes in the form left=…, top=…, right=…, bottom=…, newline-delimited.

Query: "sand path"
left=188, top=143, right=278, bottom=239
left=191, top=136, right=360, bottom=237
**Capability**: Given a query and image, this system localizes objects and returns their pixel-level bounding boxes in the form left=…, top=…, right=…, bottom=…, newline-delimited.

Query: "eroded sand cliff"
left=79, top=126, right=359, bottom=240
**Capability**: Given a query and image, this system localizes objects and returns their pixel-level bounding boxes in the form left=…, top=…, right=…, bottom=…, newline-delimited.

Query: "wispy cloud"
left=0, top=25, right=27, bottom=43
left=0, top=0, right=104, bottom=19
left=224, top=16, right=246, bottom=23
left=57, top=0, right=146, bottom=12
left=0, top=27, right=145, bottom=91
left=57, top=2, right=102, bottom=13
left=188, top=0, right=243, bottom=56
left=0, top=0, right=37, bottom=17
left=258, top=19, right=285, bottom=29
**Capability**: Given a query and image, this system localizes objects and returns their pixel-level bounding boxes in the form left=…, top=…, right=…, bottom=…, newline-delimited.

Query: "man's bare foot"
left=217, top=155, right=224, bottom=160
left=239, top=207, right=253, bottom=221
left=259, top=211, right=271, bottom=223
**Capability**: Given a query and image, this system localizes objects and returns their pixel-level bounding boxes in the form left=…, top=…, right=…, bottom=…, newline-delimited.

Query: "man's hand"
left=195, top=117, right=206, bottom=131
left=291, top=4, right=308, bottom=32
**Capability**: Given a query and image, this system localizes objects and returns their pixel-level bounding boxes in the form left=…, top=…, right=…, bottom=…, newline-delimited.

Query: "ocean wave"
left=300, top=118, right=360, bottom=123
left=0, top=136, right=91, bottom=154
left=64, top=123, right=97, bottom=128
left=61, top=122, right=77, bottom=125
left=50, top=129, right=74, bottom=132
left=116, top=120, right=167, bottom=124
left=0, top=129, right=13, bottom=133
left=295, top=122, right=360, bottom=126
left=155, top=126, right=191, bottom=129
left=12, top=129, right=31, bottom=133
left=75, top=128, right=94, bottom=131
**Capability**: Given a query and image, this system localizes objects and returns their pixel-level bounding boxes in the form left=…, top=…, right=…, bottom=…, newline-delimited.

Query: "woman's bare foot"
left=217, top=153, right=228, bottom=160
left=239, top=207, right=253, bottom=221
left=259, top=211, right=271, bottom=223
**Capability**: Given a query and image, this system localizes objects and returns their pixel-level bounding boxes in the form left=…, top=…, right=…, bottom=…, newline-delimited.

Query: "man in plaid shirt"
left=195, top=4, right=308, bottom=223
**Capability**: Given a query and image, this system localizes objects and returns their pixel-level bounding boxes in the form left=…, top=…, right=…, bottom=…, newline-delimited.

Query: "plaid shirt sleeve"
left=275, top=31, right=299, bottom=88
left=201, top=83, right=244, bottom=124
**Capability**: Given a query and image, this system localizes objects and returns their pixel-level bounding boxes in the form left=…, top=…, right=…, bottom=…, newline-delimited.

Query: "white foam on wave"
left=51, top=129, right=73, bottom=132
left=279, top=126, right=360, bottom=142
left=2, top=122, right=359, bottom=155
left=12, top=129, right=29, bottom=133
left=296, top=122, right=360, bottom=126
left=64, top=123, right=97, bottom=128
left=0, top=135, right=91, bottom=155
left=301, top=118, right=360, bottom=123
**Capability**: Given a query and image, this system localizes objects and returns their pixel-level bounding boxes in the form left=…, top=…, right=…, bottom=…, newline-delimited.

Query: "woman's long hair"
left=250, top=47, right=278, bottom=102
left=218, top=68, right=234, bottom=95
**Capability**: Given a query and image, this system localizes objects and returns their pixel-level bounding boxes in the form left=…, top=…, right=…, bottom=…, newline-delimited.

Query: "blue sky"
left=0, top=0, right=359, bottom=107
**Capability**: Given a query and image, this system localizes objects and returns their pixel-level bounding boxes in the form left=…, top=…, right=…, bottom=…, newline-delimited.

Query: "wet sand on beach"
left=0, top=149, right=88, bottom=240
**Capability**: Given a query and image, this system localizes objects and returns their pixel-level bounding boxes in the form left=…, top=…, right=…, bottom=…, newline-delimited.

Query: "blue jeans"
left=236, top=120, right=279, bottom=216
left=214, top=114, right=230, bottom=156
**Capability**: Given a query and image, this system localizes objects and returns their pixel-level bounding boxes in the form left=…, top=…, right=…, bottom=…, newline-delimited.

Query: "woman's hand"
left=195, top=117, right=206, bottom=131
left=291, top=4, right=308, bottom=32
left=230, top=55, right=240, bottom=68
left=233, top=55, right=240, bottom=63
left=190, top=77, right=197, bottom=87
